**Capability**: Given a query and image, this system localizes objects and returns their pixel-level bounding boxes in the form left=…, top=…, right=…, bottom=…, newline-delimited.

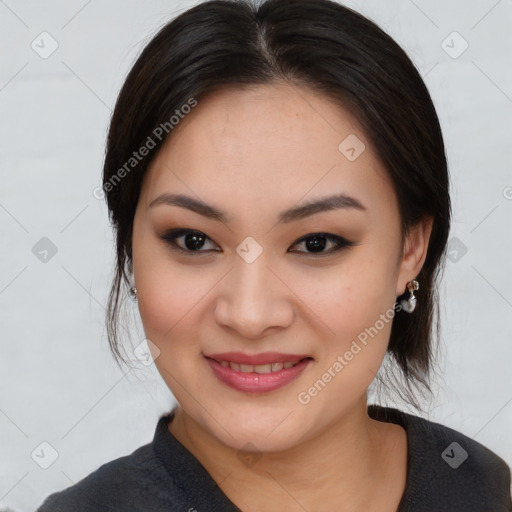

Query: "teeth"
left=218, top=360, right=301, bottom=373
left=254, top=364, right=272, bottom=374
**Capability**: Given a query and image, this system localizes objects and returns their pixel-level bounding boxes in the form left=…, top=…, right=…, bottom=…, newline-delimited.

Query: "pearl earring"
left=130, top=286, right=138, bottom=302
left=400, top=279, right=419, bottom=313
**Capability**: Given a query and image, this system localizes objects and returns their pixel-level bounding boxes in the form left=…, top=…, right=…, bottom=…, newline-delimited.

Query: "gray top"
left=36, top=405, right=512, bottom=511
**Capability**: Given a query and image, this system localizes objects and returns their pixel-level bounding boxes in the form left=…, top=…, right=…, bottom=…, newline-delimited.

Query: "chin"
left=214, top=420, right=308, bottom=454
left=197, top=399, right=317, bottom=453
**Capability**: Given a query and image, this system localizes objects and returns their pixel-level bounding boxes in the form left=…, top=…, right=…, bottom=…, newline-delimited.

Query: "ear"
left=395, top=216, right=434, bottom=296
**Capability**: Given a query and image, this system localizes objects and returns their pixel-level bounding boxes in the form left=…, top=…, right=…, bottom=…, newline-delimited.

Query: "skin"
left=131, top=82, right=433, bottom=511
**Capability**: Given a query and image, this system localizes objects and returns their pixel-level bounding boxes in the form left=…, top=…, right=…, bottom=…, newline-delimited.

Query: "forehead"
left=140, top=83, right=395, bottom=221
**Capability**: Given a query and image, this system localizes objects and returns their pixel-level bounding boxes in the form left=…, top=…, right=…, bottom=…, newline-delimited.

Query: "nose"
left=213, top=254, right=294, bottom=339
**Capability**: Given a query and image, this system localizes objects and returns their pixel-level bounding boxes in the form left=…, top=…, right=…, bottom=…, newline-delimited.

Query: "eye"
left=289, top=232, right=354, bottom=256
left=160, top=229, right=219, bottom=255
left=160, top=229, right=354, bottom=257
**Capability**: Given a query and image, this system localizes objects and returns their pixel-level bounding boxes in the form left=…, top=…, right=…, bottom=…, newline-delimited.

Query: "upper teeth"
left=217, top=360, right=300, bottom=373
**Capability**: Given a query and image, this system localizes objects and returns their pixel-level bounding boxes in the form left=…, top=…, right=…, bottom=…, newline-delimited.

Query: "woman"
left=36, top=0, right=512, bottom=510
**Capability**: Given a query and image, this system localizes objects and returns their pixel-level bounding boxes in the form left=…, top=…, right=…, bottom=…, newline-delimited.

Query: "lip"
left=206, top=351, right=311, bottom=365
left=205, top=353, right=312, bottom=393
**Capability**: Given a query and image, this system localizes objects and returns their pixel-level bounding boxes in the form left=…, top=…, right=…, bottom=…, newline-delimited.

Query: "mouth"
left=206, top=358, right=306, bottom=373
left=204, top=352, right=313, bottom=393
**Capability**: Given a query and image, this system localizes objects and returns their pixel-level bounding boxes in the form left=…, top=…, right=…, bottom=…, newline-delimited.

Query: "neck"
left=168, top=397, right=407, bottom=512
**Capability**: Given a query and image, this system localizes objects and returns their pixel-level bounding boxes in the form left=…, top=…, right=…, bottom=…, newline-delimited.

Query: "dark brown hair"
left=102, top=0, right=451, bottom=409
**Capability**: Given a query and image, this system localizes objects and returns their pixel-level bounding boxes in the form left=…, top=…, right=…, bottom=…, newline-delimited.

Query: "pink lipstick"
left=204, top=352, right=312, bottom=393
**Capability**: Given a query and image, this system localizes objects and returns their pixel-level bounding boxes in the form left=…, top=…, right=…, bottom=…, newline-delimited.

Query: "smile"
left=204, top=352, right=313, bottom=393
left=212, top=359, right=301, bottom=373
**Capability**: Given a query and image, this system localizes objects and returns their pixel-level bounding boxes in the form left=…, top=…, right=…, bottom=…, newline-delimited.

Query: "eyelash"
left=159, top=229, right=354, bottom=257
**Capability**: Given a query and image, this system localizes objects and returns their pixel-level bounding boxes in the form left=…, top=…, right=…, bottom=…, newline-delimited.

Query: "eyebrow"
left=148, top=192, right=366, bottom=224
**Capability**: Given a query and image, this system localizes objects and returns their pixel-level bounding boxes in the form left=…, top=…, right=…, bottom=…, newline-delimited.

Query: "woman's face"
left=132, top=83, right=430, bottom=452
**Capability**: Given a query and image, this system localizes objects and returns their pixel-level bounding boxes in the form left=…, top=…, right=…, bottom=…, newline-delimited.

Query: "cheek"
left=299, top=244, right=399, bottom=382
left=136, top=265, right=207, bottom=345
left=132, top=232, right=199, bottom=344
left=303, top=251, right=398, bottom=334
left=135, top=263, right=208, bottom=399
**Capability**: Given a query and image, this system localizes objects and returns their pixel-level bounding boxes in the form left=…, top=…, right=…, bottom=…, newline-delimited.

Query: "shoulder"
left=35, top=442, right=179, bottom=512
left=36, top=411, right=241, bottom=512
left=392, top=408, right=512, bottom=511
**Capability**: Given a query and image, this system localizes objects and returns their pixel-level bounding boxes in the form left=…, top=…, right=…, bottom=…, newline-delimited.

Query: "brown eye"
left=160, top=229, right=354, bottom=257
left=289, top=233, right=354, bottom=256
left=160, top=229, right=219, bottom=254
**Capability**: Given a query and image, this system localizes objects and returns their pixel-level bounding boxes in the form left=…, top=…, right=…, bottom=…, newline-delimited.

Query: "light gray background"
left=1, top=0, right=511, bottom=510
